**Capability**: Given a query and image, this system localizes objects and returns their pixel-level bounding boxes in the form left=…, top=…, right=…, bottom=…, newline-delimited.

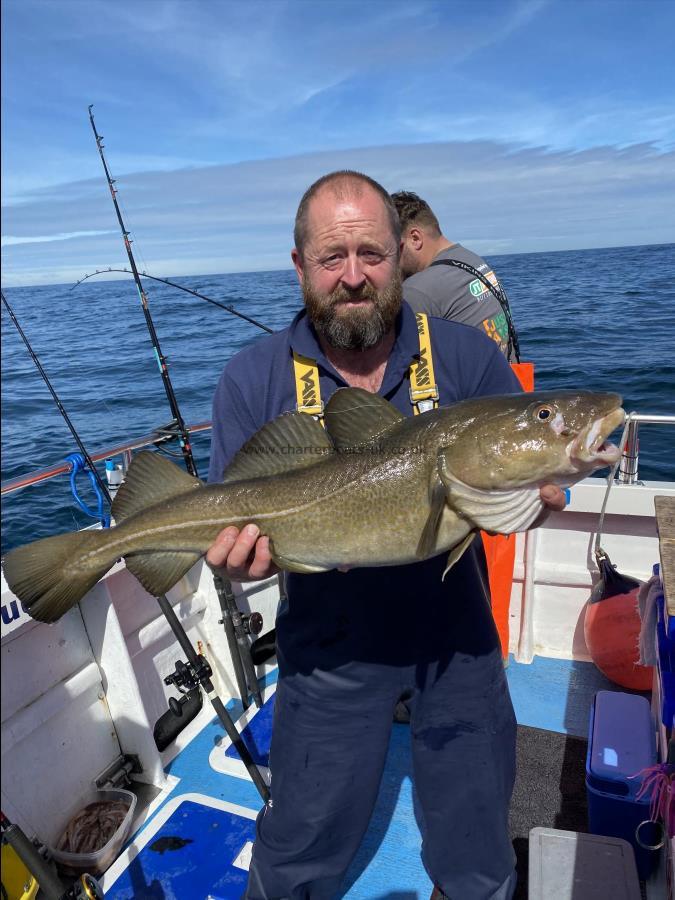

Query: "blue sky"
left=2, top=0, right=674, bottom=286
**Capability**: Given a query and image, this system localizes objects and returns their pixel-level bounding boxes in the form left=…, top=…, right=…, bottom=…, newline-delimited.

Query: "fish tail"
left=2, top=529, right=114, bottom=623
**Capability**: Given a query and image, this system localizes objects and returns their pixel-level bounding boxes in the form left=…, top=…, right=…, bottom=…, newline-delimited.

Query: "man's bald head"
left=293, top=171, right=401, bottom=259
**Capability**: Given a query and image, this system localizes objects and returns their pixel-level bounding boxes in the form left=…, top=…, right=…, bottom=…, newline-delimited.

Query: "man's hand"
left=528, top=484, right=567, bottom=530
left=539, top=484, right=567, bottom=512
left=206, top=525, right=281, bottom=583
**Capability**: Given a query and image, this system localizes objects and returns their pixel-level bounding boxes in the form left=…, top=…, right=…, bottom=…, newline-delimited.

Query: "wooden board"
left=655, top=495, right=675, bottom=618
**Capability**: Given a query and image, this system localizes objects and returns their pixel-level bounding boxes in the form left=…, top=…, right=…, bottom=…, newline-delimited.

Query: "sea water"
left=2, top=243, right=674, bottom=551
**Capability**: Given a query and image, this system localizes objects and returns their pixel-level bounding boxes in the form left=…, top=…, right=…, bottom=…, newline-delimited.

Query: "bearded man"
left=206, top=171, right=564, bottom=900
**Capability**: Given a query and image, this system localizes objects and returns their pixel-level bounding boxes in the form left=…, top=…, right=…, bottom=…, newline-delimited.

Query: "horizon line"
left=3, top=240, right=673, bottom=291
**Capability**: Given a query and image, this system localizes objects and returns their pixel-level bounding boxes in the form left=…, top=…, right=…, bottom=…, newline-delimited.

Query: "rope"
left=65, top=452, right=111, bottom=528
left=593, top=414, right=633, bottom=564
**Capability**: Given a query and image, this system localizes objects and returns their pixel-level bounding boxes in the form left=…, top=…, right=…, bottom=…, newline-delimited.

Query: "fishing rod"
left=1, top=290, right=112, bottom=507
left=72, top=268, right=274, bottom=334
left=72, top=269, right=272, bottom=704
left=87, top=105, right=198, bottom=477
left=154, top=591, right=270, bottom=801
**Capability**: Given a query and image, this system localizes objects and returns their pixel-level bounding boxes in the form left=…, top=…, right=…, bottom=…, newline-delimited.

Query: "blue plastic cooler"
left=656, top=582, right=675, bottom=730
left=586, top=690, right=659, bottom=880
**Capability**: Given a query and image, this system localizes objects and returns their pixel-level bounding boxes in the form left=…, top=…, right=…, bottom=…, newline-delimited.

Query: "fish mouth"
left=568, top=406, right=625, bottom=467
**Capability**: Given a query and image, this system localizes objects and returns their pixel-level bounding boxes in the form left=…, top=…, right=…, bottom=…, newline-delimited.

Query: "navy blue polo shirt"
left=208, top=301, right=521, bottom=669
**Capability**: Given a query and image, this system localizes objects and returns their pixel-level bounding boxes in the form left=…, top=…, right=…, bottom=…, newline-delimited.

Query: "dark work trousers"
left=245, top=548, right=518, bottom=900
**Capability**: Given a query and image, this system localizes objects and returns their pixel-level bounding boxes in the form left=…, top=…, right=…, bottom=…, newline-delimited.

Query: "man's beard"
left=303, top=273, right=402, bottom=352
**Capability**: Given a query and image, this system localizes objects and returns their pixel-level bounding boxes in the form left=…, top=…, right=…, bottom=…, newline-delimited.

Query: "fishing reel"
left=164, top=656, right=212, bottom=694
left=153, top=659, right=209, bottom=752
left=62, top=873, right=105, bottom=899
left=242, top=611, right=264, bottom=636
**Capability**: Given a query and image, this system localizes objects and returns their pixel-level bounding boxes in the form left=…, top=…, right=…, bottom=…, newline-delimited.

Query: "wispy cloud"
left=3, top=0, right=674, bottom=285
left=4, top=0, right=673, bottom=204
left=2, top=139, right=673, bottom=286
left=1, top=229, right=116, bottom=246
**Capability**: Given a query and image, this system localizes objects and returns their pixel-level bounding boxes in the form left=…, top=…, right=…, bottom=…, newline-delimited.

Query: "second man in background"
left=392, top=190, right=513, bottom=358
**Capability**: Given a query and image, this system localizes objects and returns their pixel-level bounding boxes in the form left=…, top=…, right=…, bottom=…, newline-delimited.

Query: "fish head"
left=439, top=390, right=625, bottom=490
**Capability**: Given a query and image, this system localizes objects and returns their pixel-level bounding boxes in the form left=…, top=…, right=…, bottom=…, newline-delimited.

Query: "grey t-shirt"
left=403, top=244, right=511, bottom=357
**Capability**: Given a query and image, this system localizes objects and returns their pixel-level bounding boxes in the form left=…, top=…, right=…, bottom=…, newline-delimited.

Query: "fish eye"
left=535, top=405, right=553, bottom=421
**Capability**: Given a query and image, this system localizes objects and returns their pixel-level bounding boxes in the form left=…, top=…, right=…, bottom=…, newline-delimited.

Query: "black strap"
left=429, top=258, right=520, bottom=362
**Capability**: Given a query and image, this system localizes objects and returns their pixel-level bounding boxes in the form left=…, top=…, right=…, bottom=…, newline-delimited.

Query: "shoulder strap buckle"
left=296, top=401, right=325, bottom=418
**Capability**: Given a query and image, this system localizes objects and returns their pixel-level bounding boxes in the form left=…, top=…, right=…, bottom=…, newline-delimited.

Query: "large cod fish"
left=2, top=387, right=624, bottom=624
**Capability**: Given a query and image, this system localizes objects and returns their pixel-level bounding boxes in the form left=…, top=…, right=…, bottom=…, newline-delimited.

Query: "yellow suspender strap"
left=292, top=314, right=438, bottom=420
left=292, top=350, right=325, bottom=422
left=409, top=312, right=439, bottom=414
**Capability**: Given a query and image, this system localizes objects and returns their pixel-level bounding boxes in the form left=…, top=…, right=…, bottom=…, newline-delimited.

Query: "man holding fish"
left=4, top=168, right=624, bottom=899
left=206, top=172, right=567, bottom=900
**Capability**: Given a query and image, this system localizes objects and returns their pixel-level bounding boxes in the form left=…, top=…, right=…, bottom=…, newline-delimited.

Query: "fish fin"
left=442, top=532, right=476, bottom=580
left=438, top=456, right=543, bottom=534
left=270, top=553, right=330, bottom=574
left=2, top=530, right=113, bottom=623
left=324, top=387, right=403, bottom=451
left=125, top=550, right=202, bottom=596
left=223, top=412, right=334, bottom=483
left=113, top=451, right=201, bottom=522
left=269, top=542, right=330, bottom=574
left=415, top=475, right=447, bottom=559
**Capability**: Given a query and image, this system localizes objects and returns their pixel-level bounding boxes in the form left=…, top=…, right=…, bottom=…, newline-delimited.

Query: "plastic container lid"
left=529, top=827, right=641, bottom=899
left=48, top=787, right=136, bottom=876
left=587, top=691, right=655, bottom=795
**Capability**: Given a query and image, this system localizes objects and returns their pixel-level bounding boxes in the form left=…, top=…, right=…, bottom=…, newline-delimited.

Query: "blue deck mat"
left=105, top=798, right=256, bottom=899
left=224, top=692, right=275, bottom=767
left=105, top=657, right=639, bottom=898
left=505, top=653, right=647, bottom=737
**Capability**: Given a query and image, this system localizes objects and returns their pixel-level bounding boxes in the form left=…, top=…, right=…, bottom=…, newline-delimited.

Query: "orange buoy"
left=584, top=556, right=653, bottom=691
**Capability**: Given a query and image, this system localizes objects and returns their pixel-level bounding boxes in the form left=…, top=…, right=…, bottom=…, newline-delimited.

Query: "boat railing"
left=616, top=413, right=675, bottom=485
left=0, top=421, right=212, bottom=497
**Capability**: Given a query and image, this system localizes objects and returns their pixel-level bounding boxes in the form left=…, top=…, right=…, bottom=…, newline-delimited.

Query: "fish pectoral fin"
left=112, top=451, right=202, bottom=522
left=223, top=411, right=334, bottom=483
left=125, top=550, right=202, bottom=596
left=269, top=543, right=330, bottom=574
left=415, top=474, right=447, bottom=559
left=442, top=532, right=476, bottom=580
left=438, top=456, right=543, bottom=534
left=324, top=387, right=403, bottom=451
left=271, top=555, right=330, bottom=574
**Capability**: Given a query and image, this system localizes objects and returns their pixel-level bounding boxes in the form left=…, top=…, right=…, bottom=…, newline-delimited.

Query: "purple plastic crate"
left=586, top=690, right=658, bottom=880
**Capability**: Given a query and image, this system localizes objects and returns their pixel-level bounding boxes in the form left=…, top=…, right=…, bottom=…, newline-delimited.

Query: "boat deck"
left=99, top=655, right=634, bottom=899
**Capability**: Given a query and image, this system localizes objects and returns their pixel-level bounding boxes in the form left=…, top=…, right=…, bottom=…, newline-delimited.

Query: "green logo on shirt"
left=469, top=279, right=487, bottom=298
